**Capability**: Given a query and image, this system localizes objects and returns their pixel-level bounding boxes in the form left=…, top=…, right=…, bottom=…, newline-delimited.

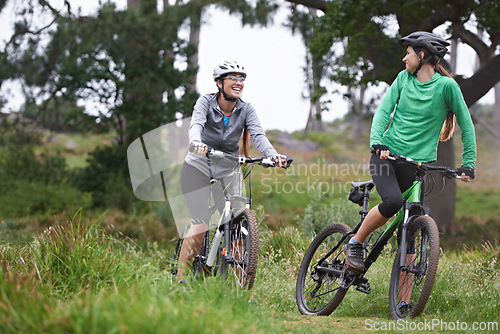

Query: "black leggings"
left=370, top=154, right=419, bottom=218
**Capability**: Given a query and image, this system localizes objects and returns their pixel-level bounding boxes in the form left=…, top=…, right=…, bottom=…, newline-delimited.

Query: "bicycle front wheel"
left=389, top=215, right=440, bottom=320
left=221, top=208, right=259, bottom=289
left=296, top=223, right=351, bottom=315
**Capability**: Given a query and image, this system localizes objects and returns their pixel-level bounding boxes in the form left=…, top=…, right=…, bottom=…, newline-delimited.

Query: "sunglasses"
left=224, top=75, right=245, bottom=82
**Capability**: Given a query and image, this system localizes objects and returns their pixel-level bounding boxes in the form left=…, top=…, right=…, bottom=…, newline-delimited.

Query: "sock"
left=349, top=238, right=362, bottom=245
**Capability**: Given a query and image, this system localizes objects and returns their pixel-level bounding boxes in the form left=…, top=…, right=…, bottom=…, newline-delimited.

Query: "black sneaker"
left=344, top=243, right=365, bottom=273
left=398, top=301, right=410, bottom=316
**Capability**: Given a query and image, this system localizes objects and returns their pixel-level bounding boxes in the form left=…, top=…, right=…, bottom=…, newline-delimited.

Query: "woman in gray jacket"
left=177, top=60, right=287, bottom=281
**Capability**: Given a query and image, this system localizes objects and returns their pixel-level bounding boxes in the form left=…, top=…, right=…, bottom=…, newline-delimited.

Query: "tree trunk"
left=350, top=83, right=366, bottom=144
left=304, top=53, right=324, bottom=133
left=428, top=139, right=456, bottom=233
left=304, top=8, right=324, bottom=133
left=187, top=7, right=201, bottom=95
left=495, top=82, right=500, bottom=136
left=127, top=0, right=141, bottom=8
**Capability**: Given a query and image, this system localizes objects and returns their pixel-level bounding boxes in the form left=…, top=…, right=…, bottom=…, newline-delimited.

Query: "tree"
left=286, top=3, right=325, bottom=133
left=0, top=0, right=279, bottom=146
left=1, top=0, right=195, bottom=146
left=286, top=0, right=500, bottom=117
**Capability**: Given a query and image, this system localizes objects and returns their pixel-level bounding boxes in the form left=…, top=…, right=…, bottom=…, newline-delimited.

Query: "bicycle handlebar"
left=387, top=152, right=461, bottom=179
left=190, top=144, right=293, bottom=169
left=208, top=149, right=293, bottom=169
left=370, top=146, right=460, bottom=178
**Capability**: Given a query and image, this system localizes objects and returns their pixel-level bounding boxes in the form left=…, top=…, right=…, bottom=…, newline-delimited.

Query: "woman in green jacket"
left=344, top=31, right=477, bottom=276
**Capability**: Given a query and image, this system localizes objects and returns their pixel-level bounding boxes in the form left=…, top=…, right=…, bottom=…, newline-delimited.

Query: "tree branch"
left=457, top=54, right=500, bottom=107
left=284, top=0, right=328, bottom=13
left=452, top=24, right=491, bottom=64
left=420, top=5, right=462, bottom=32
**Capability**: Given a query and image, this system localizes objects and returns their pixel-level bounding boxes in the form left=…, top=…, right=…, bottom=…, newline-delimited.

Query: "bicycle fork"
left=398, top=202, right=428, bottom=271
left=205, top=198, right=231, bottom=268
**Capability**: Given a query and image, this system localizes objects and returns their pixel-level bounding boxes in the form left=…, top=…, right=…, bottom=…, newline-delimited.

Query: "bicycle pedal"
left=356, top=282, right=371, bottom=294
left=340, top=270, right=356, bottom=289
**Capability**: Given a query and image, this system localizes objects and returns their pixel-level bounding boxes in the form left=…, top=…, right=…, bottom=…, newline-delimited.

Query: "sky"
left=0, top=0, right=494, bottom=132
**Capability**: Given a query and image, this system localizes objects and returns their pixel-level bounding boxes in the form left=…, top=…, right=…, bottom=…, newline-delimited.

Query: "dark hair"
left=414, top=48, right=456, bottom=142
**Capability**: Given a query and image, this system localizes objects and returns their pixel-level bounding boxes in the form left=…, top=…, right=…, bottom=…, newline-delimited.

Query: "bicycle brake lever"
left=261, top=158, right=275, bottom=168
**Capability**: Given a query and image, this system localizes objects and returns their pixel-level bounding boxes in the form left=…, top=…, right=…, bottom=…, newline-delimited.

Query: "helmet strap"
left=218, top=80, right=237, bottom=102
left=413, top=49, right=434, bottom=77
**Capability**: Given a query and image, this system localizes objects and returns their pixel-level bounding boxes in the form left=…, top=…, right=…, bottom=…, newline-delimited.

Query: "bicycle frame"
left=363, top=175, right=427, bottom=273
left=194, top=149, right=293, bottom=274
left=202, top=170, right=249, bottom=270
left=316, top=158, right=438, bottom=282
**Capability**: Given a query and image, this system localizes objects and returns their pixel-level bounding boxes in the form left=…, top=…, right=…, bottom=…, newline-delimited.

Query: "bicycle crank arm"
left=315, top=265, right=343, bottom=277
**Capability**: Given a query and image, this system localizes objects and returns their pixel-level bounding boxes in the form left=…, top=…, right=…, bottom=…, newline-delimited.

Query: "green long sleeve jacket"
left=370, top=70, right=476, bottom=168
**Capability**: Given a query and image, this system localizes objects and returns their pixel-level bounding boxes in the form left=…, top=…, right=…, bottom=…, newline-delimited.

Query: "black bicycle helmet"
left=400, top=31, right=450, bottom=58
left=401, top=31, right=450, bottom=76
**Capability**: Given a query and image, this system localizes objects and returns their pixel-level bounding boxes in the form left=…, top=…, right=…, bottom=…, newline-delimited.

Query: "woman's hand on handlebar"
left=371, top=145, right=390, bottom=159
left=457, top=166, right=475, bottom=182
left=274, top=154, right=288, bottom=167
left=190, top=140, right=208, bottom=156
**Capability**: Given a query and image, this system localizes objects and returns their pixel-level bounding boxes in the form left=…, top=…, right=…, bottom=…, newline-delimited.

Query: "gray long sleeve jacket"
left=185, top=93, right=278, bottom=177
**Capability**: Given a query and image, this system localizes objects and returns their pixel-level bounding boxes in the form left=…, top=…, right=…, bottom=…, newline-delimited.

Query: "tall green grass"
left=0, top=211, right=498, bottom=333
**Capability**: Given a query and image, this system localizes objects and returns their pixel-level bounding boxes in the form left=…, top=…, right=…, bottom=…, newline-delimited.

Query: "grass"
left=0, top=211, right=498, bottom=333
left=1, top=127, right=498, bottom=332
left=33, top=131, right=115, bottom=168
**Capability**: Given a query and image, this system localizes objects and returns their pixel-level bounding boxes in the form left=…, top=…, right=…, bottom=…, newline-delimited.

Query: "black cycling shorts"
left=369, top=154, right=419, bottom=218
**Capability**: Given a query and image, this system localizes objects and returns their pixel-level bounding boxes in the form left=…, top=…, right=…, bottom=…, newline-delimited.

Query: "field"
left=0, top=126, right=499, bottom=333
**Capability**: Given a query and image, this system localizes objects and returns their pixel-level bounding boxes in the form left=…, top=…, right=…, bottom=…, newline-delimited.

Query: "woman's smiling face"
left=218, top=74, right=245, bottom=99
left=403, top=46, right=421, bottom=73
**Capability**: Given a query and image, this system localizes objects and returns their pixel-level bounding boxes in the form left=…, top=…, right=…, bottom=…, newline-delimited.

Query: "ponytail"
left=429, top=56, right=456, bottom=142
left=239, top=125, right=250, bottom=157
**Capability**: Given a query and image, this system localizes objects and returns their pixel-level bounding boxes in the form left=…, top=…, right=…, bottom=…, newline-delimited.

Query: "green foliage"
left=0, top=113, right=42, bottom=147
left=297, top=188, right=359, bottom=237
left=3, top=2, right=198, bottom=146
left=72, top=145, right=130, bottom=208
left=0, top=144, right=91, bottom=218
left=307, top=0, right=500, bottom=101
left=1, top=211, right=129, bottom=297
left=261, top=226, right=308, bottom=263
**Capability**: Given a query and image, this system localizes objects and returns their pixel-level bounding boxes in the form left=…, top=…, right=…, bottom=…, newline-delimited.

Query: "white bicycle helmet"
left=213, top=60, right=247, bottom=81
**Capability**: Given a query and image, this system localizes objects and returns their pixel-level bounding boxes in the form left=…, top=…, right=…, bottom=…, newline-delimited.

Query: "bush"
left=72, top=145, right=130, bottom=208
left=0, top=145, right=90, bottom=218
left=297, top=187, right=359, bottom=237
left=0, top=180, right=91, bottom=218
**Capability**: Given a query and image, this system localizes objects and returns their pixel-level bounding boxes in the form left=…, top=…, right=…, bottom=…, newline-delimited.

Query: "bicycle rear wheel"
left=296, top=223, right=351, bottom=315
left=389, top=215, right=440, bottom=319
left=220, top=209, right=259, bottom=289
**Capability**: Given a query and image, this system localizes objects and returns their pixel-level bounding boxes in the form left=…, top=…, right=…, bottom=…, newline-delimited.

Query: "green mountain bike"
left=296, top=152, right=461, bottom=319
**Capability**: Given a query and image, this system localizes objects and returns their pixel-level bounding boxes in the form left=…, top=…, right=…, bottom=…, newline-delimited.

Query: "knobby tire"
left=296, top=223, right=351, bottom=315
left=388, top=215, right=440, bottom=319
